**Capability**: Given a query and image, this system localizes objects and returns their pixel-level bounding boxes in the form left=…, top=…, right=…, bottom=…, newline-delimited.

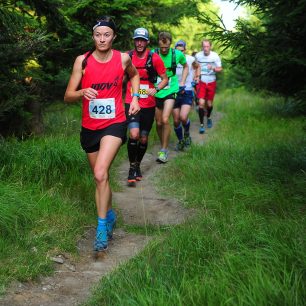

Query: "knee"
left=156, top=120, right=163, bottom=128
left=130, top=128, right=139, bottom=140
left=94, top=167, right=109, bottom=186
left=180, top=116, right=188, bottom=124
left=173, top=118, right=180, bottom=127
left=162, top=117, right=170, bottom=125
left=129, top=130, right=139, bottom=140
left=140, top=135, right=148, bottom=144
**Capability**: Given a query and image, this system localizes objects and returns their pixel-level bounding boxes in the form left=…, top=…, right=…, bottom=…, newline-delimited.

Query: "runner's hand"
left=82, top=88, right=98, bottom=100
left=146, top=88, right=157, bottom=96
left=129, top=98, right=140, bottom=115
left=179, top=86, right=186, bottom=93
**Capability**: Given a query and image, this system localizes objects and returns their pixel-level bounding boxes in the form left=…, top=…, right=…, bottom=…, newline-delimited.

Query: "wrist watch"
left=155, top=86, right=160, bottom=92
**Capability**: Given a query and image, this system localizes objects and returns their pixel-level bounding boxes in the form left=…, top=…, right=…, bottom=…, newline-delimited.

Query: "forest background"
left=1, top=0, right=306, bottom=137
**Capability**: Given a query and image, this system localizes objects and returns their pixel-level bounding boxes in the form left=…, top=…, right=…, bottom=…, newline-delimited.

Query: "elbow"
left=64, top=92, right=73, bottom=103
left=64, top=93, right=69, bottom=103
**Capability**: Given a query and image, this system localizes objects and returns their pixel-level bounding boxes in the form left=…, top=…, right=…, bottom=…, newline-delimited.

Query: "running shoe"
left=94, top=228, right=108, bottom=252
left=135, top=163, right=142, bottom=181
left=156, top=151, right=168, bottom=163
left=175, top=140, right=185, bottom=151
left=156, top=151, right=162, bottom=162
left=184, top=134, right=192, bottom=147
left=107, top=214, right=116, bottom=240
left=199, top=125, right=205, bottom=134
left=127, top=166, right=136, bottom=183
left=207, top=118, right=213, bottom=128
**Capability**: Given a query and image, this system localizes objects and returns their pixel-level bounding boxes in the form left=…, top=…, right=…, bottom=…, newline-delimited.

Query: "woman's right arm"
left=64, top=55, right=98, bottom=102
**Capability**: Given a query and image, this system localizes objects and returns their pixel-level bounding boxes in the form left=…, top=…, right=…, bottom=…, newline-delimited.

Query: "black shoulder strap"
left=146, top=51, right=153, bottom=68
left=145, top=51, right=158, bottom=83
left=171, top=48, right=177, bottom=75
left=128, top=50, right=134, bottom=59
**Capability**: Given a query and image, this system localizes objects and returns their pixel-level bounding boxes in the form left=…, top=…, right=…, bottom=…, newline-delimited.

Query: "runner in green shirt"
left=154, top=31, right=188, bottom=163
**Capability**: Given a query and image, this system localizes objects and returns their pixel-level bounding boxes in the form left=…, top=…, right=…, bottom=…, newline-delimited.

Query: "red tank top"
left=81, top=49, right=126, bottom=130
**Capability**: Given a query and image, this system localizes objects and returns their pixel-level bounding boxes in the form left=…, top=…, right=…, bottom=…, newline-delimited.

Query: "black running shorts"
left=155, top=93, right=177, bottom=109
left=125, top=104, right=155, bottom=136
left=80, top=122, right=127, bottom=153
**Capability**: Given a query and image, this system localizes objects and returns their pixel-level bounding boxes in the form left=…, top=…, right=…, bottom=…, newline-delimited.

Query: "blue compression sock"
left=97, top=217, right=107, bottom=231
left=183, top=119, right=190, bottom=135
left=174, top=124, right=183, bottom=141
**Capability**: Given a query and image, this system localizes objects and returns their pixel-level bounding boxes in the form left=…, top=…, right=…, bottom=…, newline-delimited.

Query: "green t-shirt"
left=153, top=48, right=186, bottom=98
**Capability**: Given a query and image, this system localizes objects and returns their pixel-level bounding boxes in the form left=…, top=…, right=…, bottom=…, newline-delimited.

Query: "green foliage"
left=0, top=0, right=204, bottom=136
left=0, top=4, right=47, bottom=135
left=198, top=0, right=306, bottom=114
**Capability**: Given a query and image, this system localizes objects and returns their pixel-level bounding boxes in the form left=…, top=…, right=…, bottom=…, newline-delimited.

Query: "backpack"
left=128, top=50, right=158, bottom=84
left=155, top=48, right=176, bottom=77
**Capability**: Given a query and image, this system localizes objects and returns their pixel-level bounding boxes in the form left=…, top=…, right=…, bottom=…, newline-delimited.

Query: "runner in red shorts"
left=195, top=39, right=222, bottom=133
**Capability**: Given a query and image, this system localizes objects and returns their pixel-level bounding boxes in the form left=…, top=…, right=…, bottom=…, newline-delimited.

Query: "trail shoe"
left=184, top=135, right=192, bottom=147
left=175, top=140, right=185, bottom=151
left=94, top=229, right=108, bottom=252
left=156, top=151, right=168, bottom=163
left=207, top=118, right=213, bottom=128
left=135, top=163, right=143, bottom=181
left=127, top=165, right=136, bottom=183
left=107, top=214, right=117, bottom=240
left=199, top=125, right=205, bottom=134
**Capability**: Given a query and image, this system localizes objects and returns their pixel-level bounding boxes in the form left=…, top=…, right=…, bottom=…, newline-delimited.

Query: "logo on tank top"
left=91, top=77, right=119, bottom=91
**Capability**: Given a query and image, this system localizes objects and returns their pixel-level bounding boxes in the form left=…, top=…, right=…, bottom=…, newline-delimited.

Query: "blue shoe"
left=107, top=214, right=117, bottom=240
left=199, top=125, right=205, bottom=134
left=94, top=228, right=108, bottom=252
left=207, top=118, right=213, bottom=128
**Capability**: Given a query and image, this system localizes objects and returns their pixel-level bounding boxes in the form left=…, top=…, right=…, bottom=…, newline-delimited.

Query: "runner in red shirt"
left=125, top=28, right=168, bottom=184
left=64, top=16, right=140, bottom=253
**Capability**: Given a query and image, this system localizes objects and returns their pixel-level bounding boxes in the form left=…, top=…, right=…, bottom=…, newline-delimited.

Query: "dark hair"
left=92, top=16, right=117, bottom=34
left=158, top=31, right=172, bottom=43
left=82, top=16, right=116, bottom=69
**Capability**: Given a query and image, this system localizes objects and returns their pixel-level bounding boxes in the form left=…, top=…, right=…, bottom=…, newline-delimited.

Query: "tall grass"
left=84, top=89, right=306, bottom=306
left=0, top=103, right=126, bottom=290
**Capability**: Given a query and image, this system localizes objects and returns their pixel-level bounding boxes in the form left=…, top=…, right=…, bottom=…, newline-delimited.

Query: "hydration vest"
left=128, top=50, right=158, bottom=84
left=155, top=48, right=176, bottom=77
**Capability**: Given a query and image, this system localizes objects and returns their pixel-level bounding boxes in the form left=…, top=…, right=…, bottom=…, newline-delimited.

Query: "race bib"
left=157, top=77, right=171, bottom=89
left=201, top=63, right=214, bottom=74
left=89, top=98, right=115, bottom=119
left=201, top=64, right=209, bottom=74
left=137, top=84, right=149, bottom=98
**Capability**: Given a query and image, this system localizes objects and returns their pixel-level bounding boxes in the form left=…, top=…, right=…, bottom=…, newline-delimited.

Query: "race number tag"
left=201, top=64, right=209, bottom=74
left=139, top=84, right=149, bottom=98
left=157, top=77, right=171, bottom=89
left=89, top=98, right=115, bottom=119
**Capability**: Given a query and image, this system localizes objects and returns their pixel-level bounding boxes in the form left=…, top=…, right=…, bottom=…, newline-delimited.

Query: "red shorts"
left=197, top=81, right=216, bottom=101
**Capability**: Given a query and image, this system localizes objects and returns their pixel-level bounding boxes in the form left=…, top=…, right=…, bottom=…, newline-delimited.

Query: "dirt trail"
left=0, top=111, right=220, bottom=306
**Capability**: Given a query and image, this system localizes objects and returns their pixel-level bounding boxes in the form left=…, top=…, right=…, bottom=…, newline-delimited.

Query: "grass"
left=84, top=89, right=306, bottom=306
left=0, top=102, right=127, bottom=291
